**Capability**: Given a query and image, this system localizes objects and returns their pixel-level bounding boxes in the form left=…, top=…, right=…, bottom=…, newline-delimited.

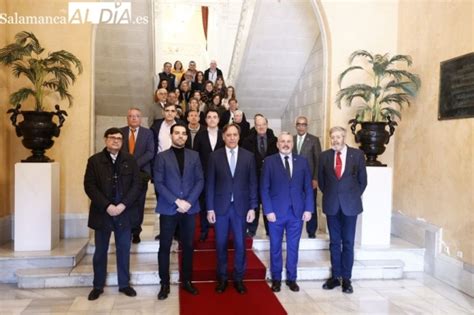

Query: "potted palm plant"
left=1, top=31, right=83, bottom=162
left=336, top=50, right=420, bottom=166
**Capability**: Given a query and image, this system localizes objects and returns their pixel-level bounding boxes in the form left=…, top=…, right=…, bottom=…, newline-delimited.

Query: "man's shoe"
left=215, top=280, right=228, bottom=294
left=154, top=234, right=160, bottom=241
left=322, top=277, right=341, bottom=290
left=157, top=284, right=170, bottom=300
left=308, top=234, right=316, bottom=239
left=199, top=232, right=208, bottom=242
left=87, top=288, right=103, bottom=301
left=342, top=279, right=353, bottom=294
left=271, top=280, right=281, bottom=292
left=132, top=234, right=141, bottom=244
left=119, top=286, right=137, bottom=297
left=285, top=280, right=300, bottom=292
left=182, top=281, right=199, bottom=295
left=233, top=281, right=247, bottom=294
left=246, top=231, right=255, bottom=238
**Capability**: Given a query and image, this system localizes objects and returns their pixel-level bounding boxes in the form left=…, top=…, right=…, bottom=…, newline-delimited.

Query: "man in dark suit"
left=261, top=132, right=314, bottom=293
left=242, top=114, right=278, bottom=237
left=203, top=59, right=223, bottom=84
left=293, top=115, right=322, bottom=238
left=84, top=127, right=141, bottom=301
left=318, top=126, right=367, bottom=294
left=193, top=109, right=225, bottom=241
left=120, top=108, right=155, bottom=244
left=154, top=123, right=204, bottom=300
left=158, top=62, right=176, bottom=91
left=206, top=123, right=258, bottom=294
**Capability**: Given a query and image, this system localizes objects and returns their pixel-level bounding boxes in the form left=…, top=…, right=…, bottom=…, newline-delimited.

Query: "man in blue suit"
left=154, top=123, right=204, bottom=300
left=206, top=123, right=258, bottom=294
left=318, top=126, right=367, bottom=294
left=120, top=108, right=155, bottom=244
left=261, top=132, right=314, bottom=293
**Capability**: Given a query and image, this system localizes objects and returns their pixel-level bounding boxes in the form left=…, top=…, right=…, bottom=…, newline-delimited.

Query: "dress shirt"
left=296, top=133, right=306, bottom=154
left=208, top=127, right=218, bottom=150
left=158, top=120, right=175, bottom=153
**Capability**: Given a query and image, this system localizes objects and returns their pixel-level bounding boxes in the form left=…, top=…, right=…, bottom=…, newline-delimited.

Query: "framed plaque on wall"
left=438, top=52, right=474, bottom=120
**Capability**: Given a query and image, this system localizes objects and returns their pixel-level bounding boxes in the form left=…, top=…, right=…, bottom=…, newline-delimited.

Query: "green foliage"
left=0, top=31, right=83, bottom=111
left=337, top=50, right=421, bottom=122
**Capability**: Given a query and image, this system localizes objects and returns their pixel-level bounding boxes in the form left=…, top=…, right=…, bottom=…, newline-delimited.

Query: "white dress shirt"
left=208, top=127, right=218, bottom=150
left=158, top=120, right=175, bottom=153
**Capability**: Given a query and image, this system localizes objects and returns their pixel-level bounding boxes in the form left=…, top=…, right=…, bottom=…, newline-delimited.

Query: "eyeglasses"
left=107, top=136, right=123, bottom=141
left=296, top=123, right=308, bottom=127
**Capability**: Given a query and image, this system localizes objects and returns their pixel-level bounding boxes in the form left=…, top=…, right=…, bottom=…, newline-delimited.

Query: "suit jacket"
left=242, top=128, right=278, bottom=177
left=148, top=102, right=165, bottom=127
left=84, top=149, right=141, bottom=230
left=260, top=153, right=314, bottom=218
left=192, top=128, right=225, bottom=174
left=293, top=133, right=322, bottom=181
left=150, top=118, right=189, bottom=154
left=206, top=147, right=258, bottom=216
left=317, top=146, right=368, bottom=216
left=120, top=126, right=155, bottom=176
left=154, top=148, right=204, bottom=215
left=218, top=110, right=248, bottom=129
left=204, top=68, right=223, bottom=81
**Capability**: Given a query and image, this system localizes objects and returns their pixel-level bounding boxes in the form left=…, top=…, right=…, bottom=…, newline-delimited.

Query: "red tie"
left=335, top=151, right=342, bottom=179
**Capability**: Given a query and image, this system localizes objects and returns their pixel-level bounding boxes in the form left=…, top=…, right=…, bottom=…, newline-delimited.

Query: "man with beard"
left=318, top=126, right=367, bottom=294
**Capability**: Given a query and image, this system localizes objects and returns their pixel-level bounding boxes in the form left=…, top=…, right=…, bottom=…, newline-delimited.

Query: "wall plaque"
left=439, top=52, right=474, bottom=120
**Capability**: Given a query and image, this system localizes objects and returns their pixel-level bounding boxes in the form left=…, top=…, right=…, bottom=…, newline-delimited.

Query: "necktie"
left=259, top=136, right=265, bottom=156
left=129, top=128, right=136, bottom=155
left=297, top=136, right=303, bottom=154
left=335, top=151, right=342, bottom=179
left=230, top=149, right=236, bottom=177
left=284, top=156, right=291, bottom=179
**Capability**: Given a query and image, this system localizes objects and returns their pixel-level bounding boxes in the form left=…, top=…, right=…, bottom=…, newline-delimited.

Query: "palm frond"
left=381, top=107, right=402, bottom=121
left=46, top=50, right=83, bottom=74
left=12, top=62, right=35, bottom=83
left=15, top=31, right=43, bottom=54
left=336, top=84, right=374, bottom=108
left=46, top=66, right=76, bottom=86
left=338, top=66, right=363, bottom=87
left=9, top=88, right=36, bottom=106
left=384, top=80, right=419, bottom=96
left=349, top=50, right=374, bottom=64
left=379, top=92, right=411, bottom=108
left=388, top=54, right=412, bottom=66
left=384, top=69, right=421, bottom=89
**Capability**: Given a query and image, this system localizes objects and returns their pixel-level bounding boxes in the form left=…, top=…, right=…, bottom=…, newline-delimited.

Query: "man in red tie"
left=317, top=126, right=367, bottom=294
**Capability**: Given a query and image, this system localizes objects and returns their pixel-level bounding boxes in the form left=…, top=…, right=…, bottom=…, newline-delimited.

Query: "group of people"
left=83, top=60, right=368, bottom=303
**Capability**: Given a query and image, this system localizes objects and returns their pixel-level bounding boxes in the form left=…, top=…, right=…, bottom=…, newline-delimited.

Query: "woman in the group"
left=155, top=80, right=169, bottom=102
left=209, top=94, right=226, bottom=118
left=213, top=76, right=226, bottom=99
left=201, top=80, right=215, bottom=107
left=192, top=71, right=205, bottom=92
left=172, top=60, right=185, bottom=88
left=193, top=90, right=206, bottom=113
left=185, top=97, right=206, bottom=125
left=221, top=85, right=237, bottom=110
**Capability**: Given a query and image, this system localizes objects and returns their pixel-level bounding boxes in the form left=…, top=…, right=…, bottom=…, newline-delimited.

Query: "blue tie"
left=230, top=149, right=236, bottom=177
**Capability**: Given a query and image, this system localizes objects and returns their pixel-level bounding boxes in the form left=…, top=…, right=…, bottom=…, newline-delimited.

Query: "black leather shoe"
left=246, top=231, right=255, bottom=238
left=119, top=286, right=137, bottom=297
left=233, top=281, right=247, bottom=294
left=154, top=234, right=160, bottom=241
left=199, top=232, right=208, bottom=242
left=182, top=281, right=199, bottom=295
left=157, top=284, right=170, bottom=300
left=215, top=280, right=228, bottom=293
left=308, top=234, right=316, bottom=239
left=342, top=279, right=353, bottom=294
left=271, top=280, right=281, bottom=292
left=87, top=288, right=103, bottom=301
left=285, top=280, right=300, bottom=292
left=132, top=234, right=141, bottom=244
left=322, top=277, right=341, bottom=290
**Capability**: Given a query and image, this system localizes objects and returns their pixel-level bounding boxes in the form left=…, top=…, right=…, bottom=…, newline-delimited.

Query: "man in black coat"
left=158, top=62, right=176, bottom=92
left=203, top=59, right=223, bottom=84
left=84, top=127, right=142, bottom=301
left=242, top=114, right=278, bottom=237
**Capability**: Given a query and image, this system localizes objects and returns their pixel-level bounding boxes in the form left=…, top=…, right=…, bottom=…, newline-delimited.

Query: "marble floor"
left=0, top=273, right=473, bottom=314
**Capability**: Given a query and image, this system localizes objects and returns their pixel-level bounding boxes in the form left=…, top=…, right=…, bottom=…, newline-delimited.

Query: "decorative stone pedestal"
left=14, top=162, right=60, bottom=251
left=356, top=166, right=393, bottom=248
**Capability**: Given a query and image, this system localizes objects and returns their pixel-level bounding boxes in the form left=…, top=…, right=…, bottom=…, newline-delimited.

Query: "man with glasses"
left=84, top=127, right=142, bottom=300
left=293, top=116, right=322, bottom=238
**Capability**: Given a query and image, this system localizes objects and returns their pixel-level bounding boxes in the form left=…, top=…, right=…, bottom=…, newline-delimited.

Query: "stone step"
left=15, top=251, right=405, bottom=288
left=0, top=238, right=89, bottom=284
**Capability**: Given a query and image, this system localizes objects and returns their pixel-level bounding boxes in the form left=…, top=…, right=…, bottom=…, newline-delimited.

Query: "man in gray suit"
left=293, top=116, right=322, bottom=238
left=121, top=108, right=155, bottom=244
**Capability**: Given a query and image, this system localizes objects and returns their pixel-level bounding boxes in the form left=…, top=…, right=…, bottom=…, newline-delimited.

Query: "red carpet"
left=177, top=217, right=287, bottom=315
